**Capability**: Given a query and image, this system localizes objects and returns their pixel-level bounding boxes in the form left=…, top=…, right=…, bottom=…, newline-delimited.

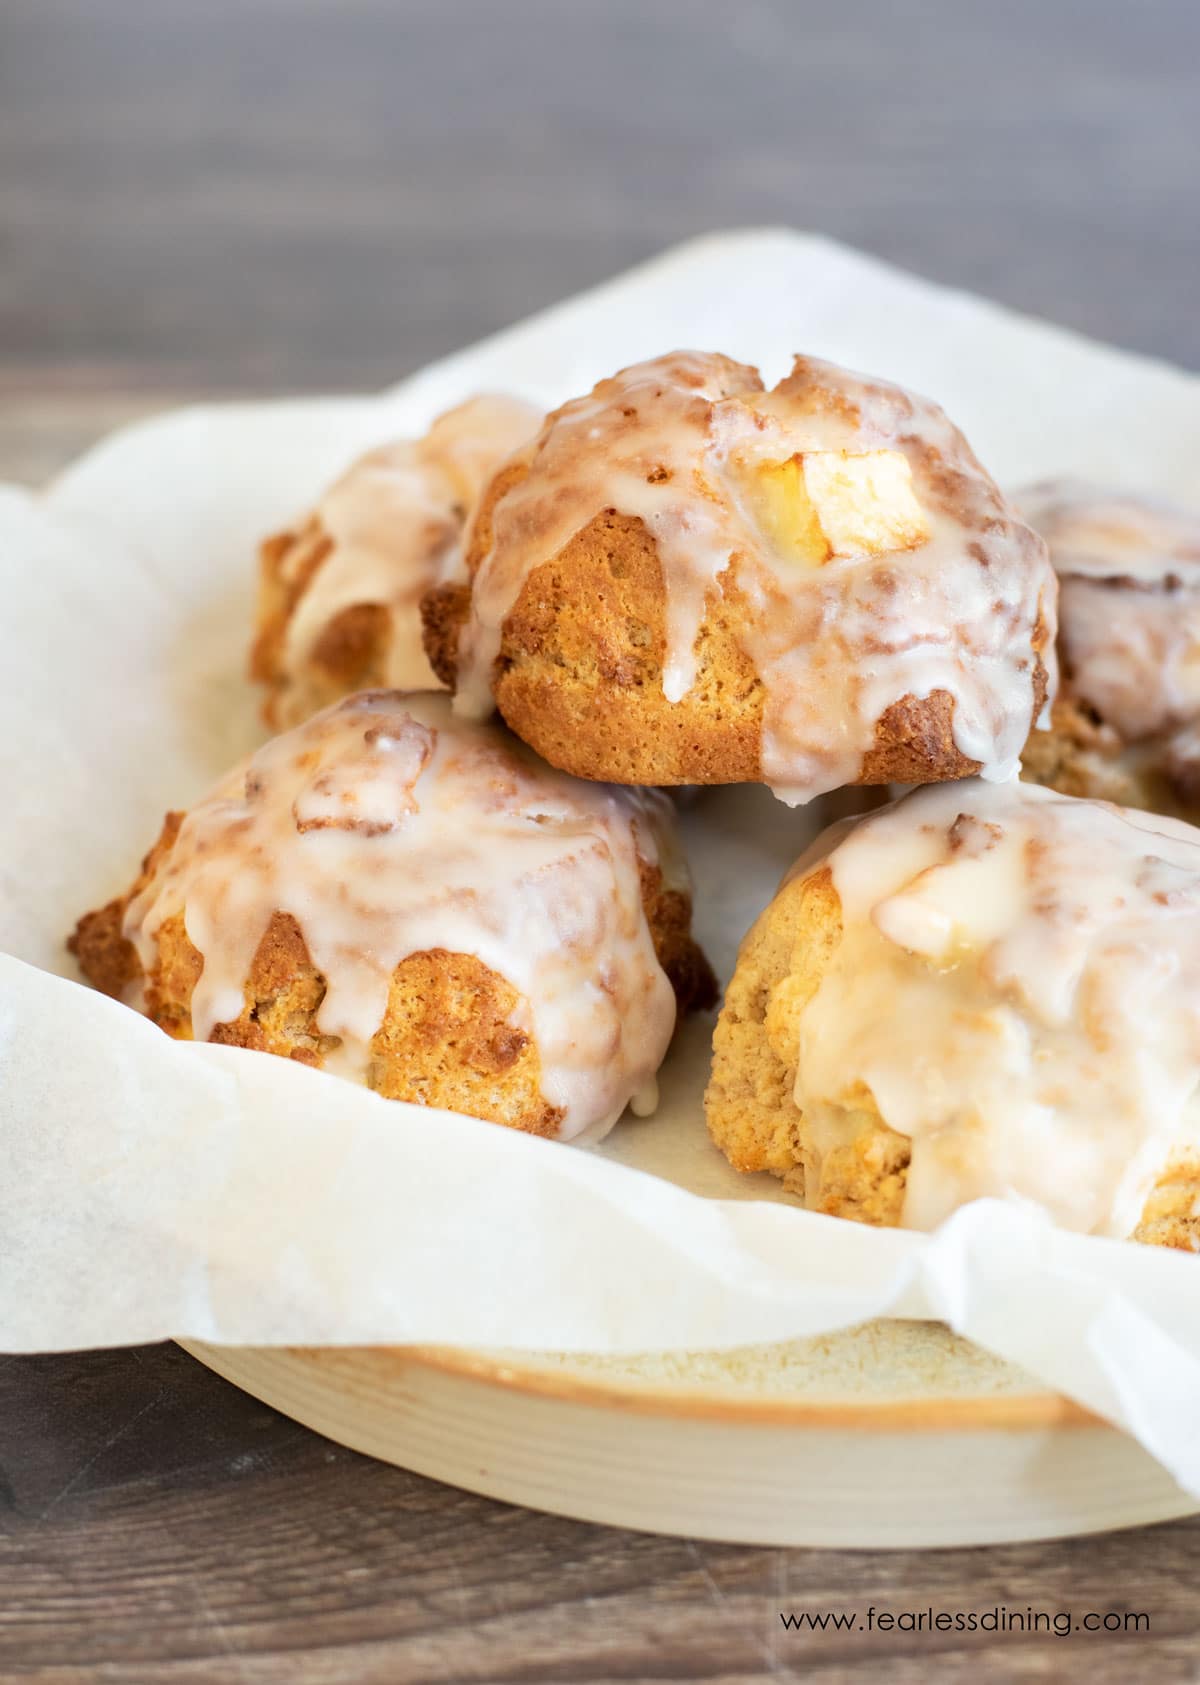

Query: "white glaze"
left=455, top=352, right=1054, bottom=804
left=123, top=691, right=681, bottom=1142
left=279, top=396, right=540, bottom=710
left=1021, top=480, right=1200, bottom=742
left=792, top=778, right=1200, bottom=1236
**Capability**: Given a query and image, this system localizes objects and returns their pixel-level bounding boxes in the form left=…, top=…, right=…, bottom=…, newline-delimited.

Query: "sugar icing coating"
left=795, top=778, right=1200, bottom=1234
left=454, top=351, right=1054, bottom=804
left=1020, top=479, right=1200, bottom=742
left=122, top=691, right=680, bottom=1141
left=281, top=395, right=540, bottom=697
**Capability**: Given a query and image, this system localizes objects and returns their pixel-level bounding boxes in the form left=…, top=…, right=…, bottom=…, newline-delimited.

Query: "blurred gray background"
left=2, top=0, right=1198, bottom=397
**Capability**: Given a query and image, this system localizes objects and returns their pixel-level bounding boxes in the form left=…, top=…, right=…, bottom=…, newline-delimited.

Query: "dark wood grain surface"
left=4, top=1340, right=1200, bottom=1684
left=4, top=2, right=1200, bottom=1679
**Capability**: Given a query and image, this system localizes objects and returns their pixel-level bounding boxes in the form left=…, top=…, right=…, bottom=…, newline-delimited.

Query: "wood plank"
left=4, top=1344, right=1200, bottom=1683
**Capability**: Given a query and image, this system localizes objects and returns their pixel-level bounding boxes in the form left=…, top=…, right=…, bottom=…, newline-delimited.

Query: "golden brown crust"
left=1020, top=694, right=1129, bottom=801
left=252, top=519, right=398, bottom=731
left=421, top=580, right=472, bottom=691
left=70, top=889, right=560, bottom=1132
left=423, top=469, right=1052, bottom=787
left=251, top=521, right=328, bottom=725
left=1021, top=691, right=1200, bottom=821
left=252, top=400, right=542, bottom=731
left=370, top=949, right=563, bottom=1137
left=308, top=602, right=393, bottom=693
left=66, top=896, right=143, bottom=1004
left=637, top=856, right=717, bottom=1015
left=1130, top=1152, right=1200, bottom=1252
left=67, top=811, right=185, bottom=1001
left=705, top=862, right=1199, bottom=1247
left=249, top=529, right=301, bottom=689
left=68, top=817, right=712, bottom=1138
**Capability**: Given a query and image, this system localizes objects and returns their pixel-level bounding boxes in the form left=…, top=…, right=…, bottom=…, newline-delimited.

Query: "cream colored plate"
left=181, top=1321, right=1198, bottom=1548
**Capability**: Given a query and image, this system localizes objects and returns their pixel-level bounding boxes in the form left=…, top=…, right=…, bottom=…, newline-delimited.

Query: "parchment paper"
left=4, top=232, right=1200, bottom=1495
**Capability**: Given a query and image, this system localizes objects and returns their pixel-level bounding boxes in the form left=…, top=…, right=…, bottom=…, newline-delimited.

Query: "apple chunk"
left=751, top=449, right=929, bottom=563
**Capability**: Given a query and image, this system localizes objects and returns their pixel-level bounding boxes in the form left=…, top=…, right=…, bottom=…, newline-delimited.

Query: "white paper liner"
left=4, top=231, right=1200, bottom=1497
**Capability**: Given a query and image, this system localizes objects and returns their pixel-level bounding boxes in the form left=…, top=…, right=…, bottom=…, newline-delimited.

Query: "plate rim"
left=202, top=1340, right=1103, bottom=1433
left=179, top=1338, right=1200, bottom=1550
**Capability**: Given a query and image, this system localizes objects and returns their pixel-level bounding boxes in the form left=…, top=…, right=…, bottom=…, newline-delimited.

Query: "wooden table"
left=3, top=3, right=1200, bottom=1679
